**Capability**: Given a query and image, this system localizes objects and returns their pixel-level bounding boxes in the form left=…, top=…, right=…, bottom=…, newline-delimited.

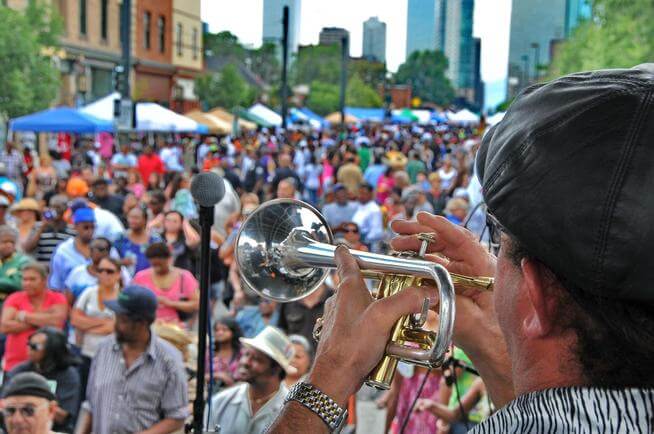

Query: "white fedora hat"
left=240, top=326, right=297, bottom=375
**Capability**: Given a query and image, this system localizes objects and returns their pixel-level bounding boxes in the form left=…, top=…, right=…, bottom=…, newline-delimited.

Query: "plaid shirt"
left=0, top=149, right=24, bottom=182
left=86, top=333, right=189, bottom=434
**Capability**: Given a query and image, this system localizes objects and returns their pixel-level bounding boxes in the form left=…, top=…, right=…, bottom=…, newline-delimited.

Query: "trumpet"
left=235, top=199, right=493, bottom=390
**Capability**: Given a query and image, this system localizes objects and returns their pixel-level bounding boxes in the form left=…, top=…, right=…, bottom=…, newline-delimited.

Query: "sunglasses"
left=97, top=268, right=118, bottom=275
left=27, top=342, right=44, bottom=351
left=1, top=403, right=46, bottom=418
left=91, top=245, right=109, bottom=252
left=343, top=227, right=359, bottom=233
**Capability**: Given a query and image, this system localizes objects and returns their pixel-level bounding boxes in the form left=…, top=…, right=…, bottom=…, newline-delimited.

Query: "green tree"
left=0, top=5, right=61, bottom=120
left=348, top=59, right=386, bottom=89
left=204, top=31, right=247, bottom=61
left=346, top=74, right=382, bottom=108
left=305, top=81, right=340, bottom=115
left=195, top=64, right=251, bottom=109
left=247, top=42, right=281, bottom=85
left=394, top=50, right=455, bottom=106
left=292, top=44, right=341, bottom=85
left=548, top=0, right=654, bottom=78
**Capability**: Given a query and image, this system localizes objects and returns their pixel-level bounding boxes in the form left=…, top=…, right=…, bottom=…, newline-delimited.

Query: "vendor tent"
left=184, top=111, right=231, bottom=134
left=297, top=107, right=329, bottom=127
left=208, top=108, right=256, bottom=131
left=345, top=107, right=385, bottom=122
left=248, top=103, right=282, bottom=127
left=487, top=111, right=506, bottom=126
left=81, top=92, right=207, bottom=132
left=325, top=112, right=359, bottom=124
left=447, top=108, right=480, bottom=125
left=233, top=107, right=274, bottom=128
left=10, top=107, right=113, bottom=133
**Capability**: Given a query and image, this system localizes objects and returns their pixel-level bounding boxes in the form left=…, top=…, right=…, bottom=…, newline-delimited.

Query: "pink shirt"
left=3, top=290, right=67, bottom=371
left=132, top=268, right=198, bottom=324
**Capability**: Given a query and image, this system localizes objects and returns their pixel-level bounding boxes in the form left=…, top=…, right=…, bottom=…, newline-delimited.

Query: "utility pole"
left=280, top=6, right=289, bottom=130
left=339, top=34, right=349, bottom=128
left=116, top=0, right=134, bottom=131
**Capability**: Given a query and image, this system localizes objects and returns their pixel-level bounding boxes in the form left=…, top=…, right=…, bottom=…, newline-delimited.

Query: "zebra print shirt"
left=472, top=387, right=654, bottom=433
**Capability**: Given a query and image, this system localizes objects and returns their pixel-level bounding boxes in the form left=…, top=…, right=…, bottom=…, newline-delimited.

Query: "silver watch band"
left=285, top=382, right=348, bottom=432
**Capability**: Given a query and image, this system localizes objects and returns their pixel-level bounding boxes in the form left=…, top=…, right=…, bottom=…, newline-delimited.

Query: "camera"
left=43, top=209, right=57, bottom=221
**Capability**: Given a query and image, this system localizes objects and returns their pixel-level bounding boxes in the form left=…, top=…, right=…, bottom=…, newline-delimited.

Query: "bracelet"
left=285, top=382, right=348, bottom=433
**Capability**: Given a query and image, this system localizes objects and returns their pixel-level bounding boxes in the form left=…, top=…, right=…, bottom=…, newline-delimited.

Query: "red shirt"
left=3, top=290, right=67, bottom=371
left=138, top=153, right=165, bottom=185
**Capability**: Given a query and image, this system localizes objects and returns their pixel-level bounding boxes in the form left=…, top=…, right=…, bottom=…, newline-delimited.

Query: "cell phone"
left=43, top=209, right=57, bottom=221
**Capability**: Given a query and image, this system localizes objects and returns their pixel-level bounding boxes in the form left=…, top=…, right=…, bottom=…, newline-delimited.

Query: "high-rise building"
left=443, top=0, right=475, bottom=95
left=406, top=0, right=443, bottom=58
left=507, top=0, right=591, bottom=99
left=319, top=27, right=350, bottom=50
left=472, top=37, right=484, bottom=109
left=262, top=0, right=301, bottom=64
left=362, top=17, right=386, bottom=63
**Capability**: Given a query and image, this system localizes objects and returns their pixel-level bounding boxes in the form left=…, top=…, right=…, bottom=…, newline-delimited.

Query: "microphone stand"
left=188, top=204, right=215, bottom=433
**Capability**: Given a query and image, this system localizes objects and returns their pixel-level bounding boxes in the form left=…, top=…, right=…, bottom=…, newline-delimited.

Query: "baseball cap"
left=105, top=285, right=158, bottom=321
left=476, top=63, right=654, bottom=301
left=66, top=177, right=89, bottom=197
left=72, top=207, right=95, bottom=224
left=1, top=372, right=56, bottom=401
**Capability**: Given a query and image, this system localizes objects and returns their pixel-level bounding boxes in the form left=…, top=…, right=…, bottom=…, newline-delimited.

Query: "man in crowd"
left=277, top=281, right=331, bottom=344
left=80, top=285, right=188, bottom=434
left=0, top=226, right=31, bottom=298
left=23, top=195, right=76, bottom=266
left=321, top=184, right=358, bottom=229
left=276, top=178, right=297, bottom=200
left=48, top=207, right=95, bottom=291
left=0, top=142, right=24, bottom=190
left=137, top=145, right=165, bottom=188
left=271, top=154, right=301, bottom=194
left=110, top=143, right=138, bottom=178
left=1, top=372, right=60, bottom=434
left=0, top=263, right=67, bottom=372
left=267, top=64, right=654, bottom=433
left=206, top=326, right=295, bottom=434
left=336, top=154, right=363, bottom=197
left=88, top=178, right=124, bottom=218
left=351, top=183, right=383, bottom=251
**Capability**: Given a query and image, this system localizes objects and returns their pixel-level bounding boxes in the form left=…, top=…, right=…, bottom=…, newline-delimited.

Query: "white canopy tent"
left=248, top=103, right=282, bottom=127
left=487, top=111, right=506, bottom=126
left=81, top=92, right=205, bottom=132
left=447, top=108, right=481, bottom=126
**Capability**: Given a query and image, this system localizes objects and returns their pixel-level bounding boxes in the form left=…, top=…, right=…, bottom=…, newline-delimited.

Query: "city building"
left=406, top=0, right=446, bottom=58
left=472, top=37, right=484, bottom=109
left=362, top=17, right=386, bottom=63
left=133, top=0, right=174, bottom=106
left=507, top=0, right=591, bottom=99
left=443, top=0, right=476, bottom=98
left=262, top=0, right=301, bottom=64
left=18, top=0, right=125, bottom=106
left=319, top=27, right=349, bottom=53
left=171, top=0, right=202, bottom=113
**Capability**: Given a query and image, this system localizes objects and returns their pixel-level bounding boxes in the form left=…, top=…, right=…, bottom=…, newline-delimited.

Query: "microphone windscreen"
left=190, top=172, right=226, bottom=207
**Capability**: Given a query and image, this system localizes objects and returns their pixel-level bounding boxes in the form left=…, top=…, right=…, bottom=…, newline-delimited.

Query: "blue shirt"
left=235, top=306, right=279, bottom=338
left=114, top=233, right=162, bottom=276
left=363, top=164, right=387, bottom=188
left=49, top=238, right=89, bottom=290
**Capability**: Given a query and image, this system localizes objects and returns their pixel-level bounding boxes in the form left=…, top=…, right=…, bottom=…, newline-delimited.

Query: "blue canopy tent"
left=298, top=107, right=329, bottom=127
left=345, top=107, right=385, bottom=123
left=10, top=107, right=114, bottom=133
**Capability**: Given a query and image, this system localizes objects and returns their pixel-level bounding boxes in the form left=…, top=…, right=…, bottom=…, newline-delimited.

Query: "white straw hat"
left=240, top=326, right=297, bottom=375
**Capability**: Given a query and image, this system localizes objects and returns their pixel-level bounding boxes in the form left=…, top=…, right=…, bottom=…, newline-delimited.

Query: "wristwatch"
left=285, top=382, right=348, bottom=433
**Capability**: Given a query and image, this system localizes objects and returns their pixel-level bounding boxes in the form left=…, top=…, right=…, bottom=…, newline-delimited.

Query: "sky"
left=201, top=0, right=512, bottom=106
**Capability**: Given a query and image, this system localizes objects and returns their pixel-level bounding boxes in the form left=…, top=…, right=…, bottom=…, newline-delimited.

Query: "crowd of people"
left=0, top=117, right=491, bottom=434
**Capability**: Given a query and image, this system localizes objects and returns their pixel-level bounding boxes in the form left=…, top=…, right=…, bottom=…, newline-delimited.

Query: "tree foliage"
left=292, top=44, right=342, bottom=85
left=248, top=42, right=281, bottom=85
left=204, top=31, right=246, bottom=61
left=305, top=81, right=339, bottom=115
left=346, top=74, right=382, bottom=108
left=195, top=64, right=253, bottom=109
left=548, top=0, right=654, bottom=78
left=0, top=4, right=62, bottom=120
left=394, top=50, right=455, bottom=106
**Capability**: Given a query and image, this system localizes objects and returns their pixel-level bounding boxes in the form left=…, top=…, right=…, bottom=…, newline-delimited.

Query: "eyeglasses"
left=97, top=268, right=118, bottom=275
left=91, top=245, right=109, bottom=252
left=485, top=212, right=504, bottom=252
left=2, top=403, right=47, bottom=418
left=27, top=342, right=44, bottom=351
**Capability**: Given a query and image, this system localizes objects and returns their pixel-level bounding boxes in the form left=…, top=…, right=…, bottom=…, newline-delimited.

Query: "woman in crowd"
left=114, top=205, right=161, bottom=276
left=10, top=198, right=41, bottom=253
left=212, top=317, right=242, bottom=389
left=132, top=242, right=199, bottom=326
left=126, top=169, right=145, bottom=199
left=161, top=210, right=200, bottom=273
left=8, top=327, right=81, bottom=433
left=333, top=222, right=368, bottom=252
left=283, top=335, right=314, bottom=388
left=70, top=257, right=121, bottom=394
left=26, top=154, right=58, bottom=202
left=302, top=154, right=322, bottom=206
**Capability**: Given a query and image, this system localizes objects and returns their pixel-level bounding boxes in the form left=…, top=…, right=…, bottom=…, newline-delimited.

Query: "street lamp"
left=530, top=42, right=540, bottom=81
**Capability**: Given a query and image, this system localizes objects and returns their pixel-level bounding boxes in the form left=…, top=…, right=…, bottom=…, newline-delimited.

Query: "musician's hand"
left=308, top=245, right=438, bottom=407
left=390, top=212, right=514, bottom=406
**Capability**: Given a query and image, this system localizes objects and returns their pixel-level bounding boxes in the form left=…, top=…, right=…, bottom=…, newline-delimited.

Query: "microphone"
left=189, top=171, right=225, bottom=434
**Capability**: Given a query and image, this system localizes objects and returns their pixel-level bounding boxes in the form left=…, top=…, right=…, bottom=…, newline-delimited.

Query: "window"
left=143, top=12, right=151, bottom=49
left=192, top=28, right=198, bottom=59
left=158, top=16, right=165, bottom=53
left=79, top=0, right=87, bottom=35
left=176, top=23, right=183, bottom=55
left=101, top=0, right=108, bottom=40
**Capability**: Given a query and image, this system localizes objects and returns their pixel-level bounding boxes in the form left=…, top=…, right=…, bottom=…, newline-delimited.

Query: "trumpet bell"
left=235, top=199, right=334, bottom=302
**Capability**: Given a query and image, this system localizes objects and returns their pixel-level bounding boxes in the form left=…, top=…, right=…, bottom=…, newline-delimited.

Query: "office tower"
left=362, top=17, right=386, bottom=63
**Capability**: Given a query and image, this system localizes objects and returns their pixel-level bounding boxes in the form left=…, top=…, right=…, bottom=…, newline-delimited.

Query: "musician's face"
left=493, top=235, right=525, bottom=356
